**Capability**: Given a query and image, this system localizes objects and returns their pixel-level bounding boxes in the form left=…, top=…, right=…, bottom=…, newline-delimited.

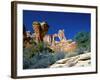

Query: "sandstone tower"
left=32, top=21, right=49, bottom=43
left=32, top=21, right=43, bottom=43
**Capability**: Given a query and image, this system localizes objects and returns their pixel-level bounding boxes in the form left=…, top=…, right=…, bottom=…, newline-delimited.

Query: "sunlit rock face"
left=23, top=21, right=77, bottom=52
left=32, top=21, right=49, bottom=43
left=41, top=21, right=49, bottom=37
left=48, top=29, right=77, bottom=53
left=49, top=40, right=77, bottom=53
left=32, top=21, right=43, bottom=43
left=50, top=53, right=91, bottom=68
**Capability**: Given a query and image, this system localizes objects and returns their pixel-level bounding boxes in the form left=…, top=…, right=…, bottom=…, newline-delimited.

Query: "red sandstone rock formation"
left=32, top=21, right=49, bottom=43
left=32, top=21, right=43, bottom=43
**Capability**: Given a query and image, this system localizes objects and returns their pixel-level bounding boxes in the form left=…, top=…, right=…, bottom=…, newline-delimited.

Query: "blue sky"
left=23, top=10, right=91, bottom=39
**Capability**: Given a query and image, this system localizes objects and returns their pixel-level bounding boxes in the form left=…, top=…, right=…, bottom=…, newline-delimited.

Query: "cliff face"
left=24, top=21, right=77, bottom=53
left=50, top=52, right=91, bottom=68
left=49, top=39, right=77, bottom=53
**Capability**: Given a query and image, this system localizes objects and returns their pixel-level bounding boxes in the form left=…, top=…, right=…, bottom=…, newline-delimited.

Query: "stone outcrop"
left=32, top=21, right=49, bottom=43
left=50, top=52, right=91, bottom=68
left=24, top=21, right=77, bottom=52
left=49, top=39, right=77, bottom=53
left=43, top=29, right=77, bottom=53
left=32, top=21, right=43, bottom=43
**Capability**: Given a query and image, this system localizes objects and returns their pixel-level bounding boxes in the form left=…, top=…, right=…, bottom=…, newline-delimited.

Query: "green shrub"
left=23, top=57, right=31, bottom=69
left=74, top=31, right=91, bottom=54
left=23, top=47, right=66, bottom=69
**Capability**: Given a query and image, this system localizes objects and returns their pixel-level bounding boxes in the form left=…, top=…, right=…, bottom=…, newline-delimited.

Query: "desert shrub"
left=28, top=51, right=65, bottom=69
left=23, top=57, right=31, bottom=69
left=74, top=31, right=91, bottom=54
left=64, top=51, right=78, bottom=58
left=23, top=47, right=66, bottom=69
left=23, top=48, right=33, bottom=69
left=29, top=53, right=55, bottom=68
left=23, top=48, right=33, bottom=58
left=53, top=52, right=65, bottom=60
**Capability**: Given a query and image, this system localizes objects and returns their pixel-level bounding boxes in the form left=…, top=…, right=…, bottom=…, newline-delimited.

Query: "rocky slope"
left=50, top=52, right=91, bottom=68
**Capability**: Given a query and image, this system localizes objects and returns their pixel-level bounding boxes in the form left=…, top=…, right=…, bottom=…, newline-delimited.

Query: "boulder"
left=50, top=53, right=91, bottom=68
